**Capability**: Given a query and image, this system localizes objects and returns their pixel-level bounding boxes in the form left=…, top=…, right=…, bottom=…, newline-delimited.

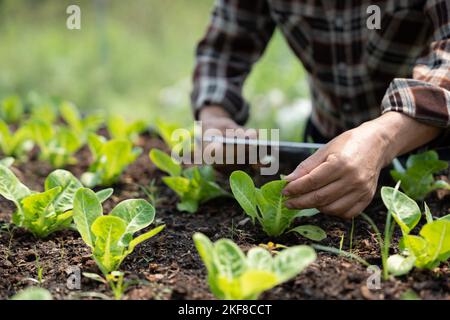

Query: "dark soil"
left=0, top=135, right=448, bottom=300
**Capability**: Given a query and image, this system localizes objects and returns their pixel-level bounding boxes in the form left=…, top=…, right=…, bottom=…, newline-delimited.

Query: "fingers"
left=284, top=148, right=327, bottom=182
left=317, top=192, right=370, bottom=220
left=283, top=155, right=343, bottom=196
left=342, top=200, right=368, bottom=219
left=284, top=180, right=353, bottom=209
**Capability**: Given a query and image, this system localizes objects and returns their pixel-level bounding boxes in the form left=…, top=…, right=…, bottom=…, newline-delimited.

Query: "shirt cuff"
left=381, top=78, right=450, bottom=150
left=381, top=78, right=450, bottom=128
left=191, top=79, right=250, bottom=125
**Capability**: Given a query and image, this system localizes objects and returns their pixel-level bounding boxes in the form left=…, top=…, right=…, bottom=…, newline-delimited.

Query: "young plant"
left=26, top=119, right=83, bottom=168
left=83, top=271, right=133, bottom=300
left=107, top=114, right=147, bottom=142
left=27, top=93, right=59, bottom=124
left=0, top=165, right=112, bottom=238
left=73, top=188, right=165, bottom=274
left=81, top=134, right=142, bottom=187
left=0, top=119, right=33, bottom=158
left=10, top=287, right=53, bottom=300
left=138, top=179, right=160, bottom=207
left=390, top=150, right=450, bottom=200
left=0, top=157, right=14, bottom=167
left=360, top=211, right=394, bottom=281
left=193, top=232, right=316, bottom=300
left=149, top=148, right=229, bottom=213
left=154, top=119, right=193, bottom=155
left=23, top=254, right=45, bottom=285
left=381, top=186, right=450, bottom=274
left=60, top=101, right=103, bottom=142
left=229, top=170, right=326, bottom=239
left=0, top=95, right=24, bottom=124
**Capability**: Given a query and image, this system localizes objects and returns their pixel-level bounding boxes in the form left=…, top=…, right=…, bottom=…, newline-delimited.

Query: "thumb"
left=284, top=149, right=327, bottom=181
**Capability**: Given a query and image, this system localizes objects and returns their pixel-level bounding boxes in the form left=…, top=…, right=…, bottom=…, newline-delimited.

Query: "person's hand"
left=282, top=111, right=443, bottom=219
left=198, top=106, right=257, bottom=169
left=199, top=105, right=241, bottom=133
left=282, top=121, right=391, bottom=219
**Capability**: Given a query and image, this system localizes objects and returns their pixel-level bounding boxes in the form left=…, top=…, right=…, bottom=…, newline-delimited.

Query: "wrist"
left=199, top=105, right=232, bottom=121
left=362, top=111, right=442, bottom=167
left=358, top=120, right=394, bottom=169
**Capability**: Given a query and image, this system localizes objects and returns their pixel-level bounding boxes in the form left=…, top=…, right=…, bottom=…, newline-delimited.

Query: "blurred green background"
left=0, top=0, right=310, bottom=140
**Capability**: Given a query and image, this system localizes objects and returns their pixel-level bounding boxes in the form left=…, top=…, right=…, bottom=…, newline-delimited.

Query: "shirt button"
left=342, top=103, right=352, bottom=111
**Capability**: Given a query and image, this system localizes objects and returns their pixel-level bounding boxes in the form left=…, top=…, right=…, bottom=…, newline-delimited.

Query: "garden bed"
left=0, top=134, right=448, bottom=300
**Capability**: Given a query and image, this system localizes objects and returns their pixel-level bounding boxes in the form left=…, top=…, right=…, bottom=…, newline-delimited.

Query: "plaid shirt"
left=191, top=0, right=450, bottom=139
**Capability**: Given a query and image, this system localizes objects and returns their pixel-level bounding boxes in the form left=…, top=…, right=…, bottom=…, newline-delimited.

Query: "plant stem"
left=383, top=211, right=394, bottom=281
left=312, top=244, right=370, bottom=267
left=392, top=157, right=405, bottom=173
left=349, top=217, right=355, bottom=253
left=360, top=212, right=392, bottom=281
left=107, top=272, right=126, bottom=300
left=360, top=213, right=383, bottom=248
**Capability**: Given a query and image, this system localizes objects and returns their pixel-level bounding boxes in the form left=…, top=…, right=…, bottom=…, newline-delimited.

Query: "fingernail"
left=282, top=189, right=290, bottom=196
left=284, top=174, right=294, bottom=181
left=285, top=202, right=293, bottom=209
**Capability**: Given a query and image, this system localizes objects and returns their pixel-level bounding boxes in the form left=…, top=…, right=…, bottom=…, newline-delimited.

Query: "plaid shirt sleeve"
left=381, top=0, right=450, bottom=129
left=191, top=0, right=275, bottom=125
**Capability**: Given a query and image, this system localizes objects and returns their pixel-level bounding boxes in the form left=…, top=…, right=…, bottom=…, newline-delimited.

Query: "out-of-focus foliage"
left=0, top=0, right=309, bottom=141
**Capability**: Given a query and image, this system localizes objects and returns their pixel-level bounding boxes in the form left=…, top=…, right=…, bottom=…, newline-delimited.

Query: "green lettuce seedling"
left=0, top=165, right=112, bottom=238
left=60, top=101, right=103, bottom=142
left=0, top=119, right=33, bottom=158
left=193, top=232, right=316, bottom=300
left=390, top=150, right=450, bottom=200
left=81, top=134, right=142, bottom=187
left=10, top=287, right=53, bottom=300
left=107, top=114, right=147, bottom=142
left=229, top=170, right=326, bottom=239
left=82, top=271, right=131, bottom=300
left=381, top=186, right=450, bottom=274
left=73, top=188, right=165, bottom=274
left=154, top=119, right=193, bottom=155
left=0, top=157, right=14, bottom=167
left=1, top=95, right=24, bottom=124
left=26, top=119, right=82, bottom=168
left=26, top=93, right=59, bottom=124
left=149, top=148, right=229, bottom=213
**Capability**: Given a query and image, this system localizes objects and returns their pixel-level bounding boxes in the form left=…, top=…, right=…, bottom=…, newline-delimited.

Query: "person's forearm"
left=364, top=111, right=443, bottom=167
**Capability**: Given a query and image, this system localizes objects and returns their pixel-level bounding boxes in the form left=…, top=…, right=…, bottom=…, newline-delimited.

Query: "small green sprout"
left=149, top=148, right=229, bottom=213
left=107, top=114, right=147, bottom=142
left=73, top=188, right=165, bottom=274
left=0, top=95, right=24, bottom=124
left=229, top=170, right=326, bottom=239
left=10, top=287, right=53, bottom=300
left=0, top=119, right=33, bottom=159
left=0, top=164, right=112, bottom=238
left=193, top=232, right=316, bottom=300
left=60, top=101, right=103, bottom=142
left=81, top=134, right=142, bottom=187
left=390, top=151, right=450, bottom=200
left=26, top=119, right=83, bottom=168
